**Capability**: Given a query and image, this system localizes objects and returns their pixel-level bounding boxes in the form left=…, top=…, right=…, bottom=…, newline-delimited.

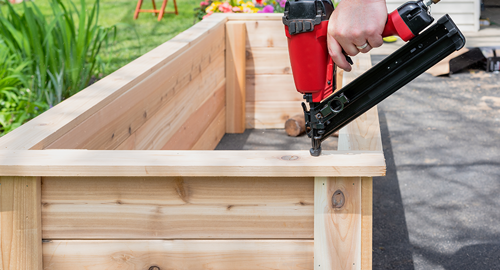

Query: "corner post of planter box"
left=0, top=176, right=43, bottom=270
left=314, top=53, right=381, bottom=270
left=225, top=20, right=247, bottom=133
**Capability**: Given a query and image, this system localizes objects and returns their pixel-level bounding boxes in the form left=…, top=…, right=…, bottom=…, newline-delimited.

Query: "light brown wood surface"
left=49, top=33, right=225, bottom=150
left=0, top=150, right=385, bottom=177
left=314, top=177, right=361, bottom=270
left=338, top=54, right=383, bottom=153
left=191, top=108, right=226, bottom=150
left=161, top=83, right=225, bottom=150
left=1, top=176, right=42, bottom=270
left=314, top=53, right=381, bottom=270
left=41, top=176, right=313, bottom=239
left=225, top=21, right=246, bottom=133
left=361, top=177, right=373, bottom=270
left=113, top=55, right=225, bottom=150
left=242, top=18, right=300, bottom=128
left=0, top=14, right=228, bottom=151
left=246, top=74, right=299, bottom=102
left=42, top=240, right=313, bottom=270
left=246, top=47, right=291, bottom=75
left=246, top=101, right=304, bottom=129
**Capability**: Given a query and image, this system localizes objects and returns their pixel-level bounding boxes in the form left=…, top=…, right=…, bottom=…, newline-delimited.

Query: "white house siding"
left=386, top=0, right=480, bottom=32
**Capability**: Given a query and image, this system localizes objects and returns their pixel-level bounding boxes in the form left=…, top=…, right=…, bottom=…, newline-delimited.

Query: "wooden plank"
left=0, top=176, right=42, bottom=270
left=0, top=150, right=386, bottom=177
left=246, top=101, right=303, bottom=129
left=336, top=53, right=379, bottom=270
left=337, top=107, right=382, bottom=152
left=191, top=107, right=226, bottom=150
left=41, top=176, right=314, bottom=239
left=244, top=20, right=288, bottom=48
left=226, top=13, right=283, bottom=21
left=0, top=14, right=228, bottom=150
left=226, top=21, right=246, bottom=133
left=42, top=240, right=313, bottom=270
left=246, top=47, right=292, bottom=75
left=246, top=75, right=299, bottom=102
left=160, top=83, right=225, bottom=150
left=361, top=177, right=373, bottom=270
left=116, top=55, right=225, bottom=150
left=314, top=177, right=361, bottom=270
left=338, top=53, right=382, bottom=152
left=50, top=45, right=225, bottom=150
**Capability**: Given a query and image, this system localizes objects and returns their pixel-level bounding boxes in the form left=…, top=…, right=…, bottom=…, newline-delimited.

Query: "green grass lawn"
left=98, top=0, right=201, bottom=73
left=2, top=0, right=201, bottom=74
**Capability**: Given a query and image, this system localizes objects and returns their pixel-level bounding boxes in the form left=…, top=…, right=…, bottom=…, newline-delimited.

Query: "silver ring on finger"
left=356, top=42, right=369, bottom=50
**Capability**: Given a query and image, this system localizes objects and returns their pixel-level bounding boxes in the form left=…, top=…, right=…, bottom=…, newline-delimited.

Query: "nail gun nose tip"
left=309, top=147, right=322, bottom=157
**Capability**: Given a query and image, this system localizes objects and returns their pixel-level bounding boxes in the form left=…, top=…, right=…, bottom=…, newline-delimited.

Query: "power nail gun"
left=282, top=0, right=465, bottom=156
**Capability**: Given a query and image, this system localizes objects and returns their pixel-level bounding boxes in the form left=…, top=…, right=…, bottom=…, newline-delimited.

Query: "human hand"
left=327, top=0, right=387, bottom=71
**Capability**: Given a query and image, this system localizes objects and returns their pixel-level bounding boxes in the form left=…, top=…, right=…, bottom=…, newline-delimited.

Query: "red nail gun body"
left=282, top=0, right=459, bottom=156
left=283, top=0, right=436, bottom=103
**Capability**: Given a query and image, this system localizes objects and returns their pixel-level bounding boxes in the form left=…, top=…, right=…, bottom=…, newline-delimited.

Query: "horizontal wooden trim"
left=225, top=13, right=283, bottom=20
left=0, top=150, right=385, bottom=177
left=42, top=176, right=314, bottom=239
left=43, top=240, right=313, bottom=269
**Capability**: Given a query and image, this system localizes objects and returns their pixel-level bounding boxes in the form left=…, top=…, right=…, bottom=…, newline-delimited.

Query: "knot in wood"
left=281, top=155, right=298, bottom=161
left=332, top=190, right=345, bottom=208
left=149, top=266, right=160, bottom=270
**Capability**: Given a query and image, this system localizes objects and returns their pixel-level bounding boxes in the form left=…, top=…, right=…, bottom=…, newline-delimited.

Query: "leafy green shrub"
left=0, top=43, right=47, bottom=135
left=0, top=0, right=115, bottom=108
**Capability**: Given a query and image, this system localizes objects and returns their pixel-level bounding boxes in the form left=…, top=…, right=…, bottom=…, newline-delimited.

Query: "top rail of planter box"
left=0, top=150, right=384, bottom=177
left=0, top=13, right=385, bottom=178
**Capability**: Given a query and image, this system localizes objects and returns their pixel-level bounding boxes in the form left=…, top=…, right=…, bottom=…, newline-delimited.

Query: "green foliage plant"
left=0, top=0, right=116, bottom=108
left=0, top=42, right=47, bottom=135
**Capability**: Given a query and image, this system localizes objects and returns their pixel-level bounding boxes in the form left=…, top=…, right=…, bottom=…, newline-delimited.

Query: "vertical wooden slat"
left=320, top=53, right=377, bottom=270
left=225, top=21, right=246, bottom=133
left=0, top=176, right=42, bottom=270
left=314, top=177, right=361, bottom=270
left=361, top=177, right=373, bottom=270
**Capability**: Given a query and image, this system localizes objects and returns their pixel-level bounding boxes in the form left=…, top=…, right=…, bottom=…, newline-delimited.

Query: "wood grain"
left=42, top=240, right=313, bottom=270
left=246, top=101, right=304, bottom=129
left=361, top=177, right=373, bottom=270
left=41, top=176, right=314, bottom=239
left=246, top=75, right=299, bottom=102
left=244, top=20, right=288, bottom=48
left=1, top=176, right=42, bottom=270
left=0, top=15, right=228, bottom=151
left=246, top=47, right=292, bottom=75
left=338, top=54, right=382, bottom=153
left=0, top=150, right=385, bottom=177
left=314, top=177, right=361, bottom=270
left=336, top=53, right=380, bottom=270
left=161, top=83, right=225, bottom=150
left=191, top=107, right=226, bottom=150
left=113, top=53, right=225, bottom=150
left=226, top=21, right=246, bottom=133
left=46, top=36, right=225, bottom=150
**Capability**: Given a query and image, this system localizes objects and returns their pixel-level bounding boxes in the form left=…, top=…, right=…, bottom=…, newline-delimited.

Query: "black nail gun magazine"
left=283, top=0, right=466, bottom=156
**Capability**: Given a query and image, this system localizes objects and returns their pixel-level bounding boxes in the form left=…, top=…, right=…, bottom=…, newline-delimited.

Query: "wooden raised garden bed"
left=0, top=14, right=385, bottom=270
